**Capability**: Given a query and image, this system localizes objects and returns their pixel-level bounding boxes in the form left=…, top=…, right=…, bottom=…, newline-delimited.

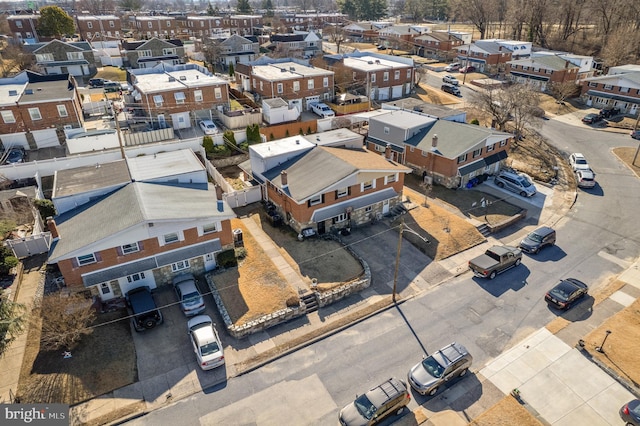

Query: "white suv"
left=569, top=153, right=590, bottom=171
left=442, top=75, right=459, bottom=85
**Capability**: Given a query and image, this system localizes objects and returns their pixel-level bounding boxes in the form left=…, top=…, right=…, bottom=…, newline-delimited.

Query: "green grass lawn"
left=95, top=67, right=127, bottom=82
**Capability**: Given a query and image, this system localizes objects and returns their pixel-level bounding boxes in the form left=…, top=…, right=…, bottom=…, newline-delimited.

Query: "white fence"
left=205, top=158, right=261, bottom=208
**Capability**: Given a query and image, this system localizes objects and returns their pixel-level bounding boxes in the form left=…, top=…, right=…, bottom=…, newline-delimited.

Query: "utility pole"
left=114, top=108, right=126, bottom=160
left=392, top=218, right=404, bottom=302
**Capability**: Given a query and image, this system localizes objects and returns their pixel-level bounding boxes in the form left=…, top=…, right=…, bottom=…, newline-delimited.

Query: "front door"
left=317, top=221, right=326, bottom=235
left=157, top=114, right=166, bottom=128
left=382, top=199, right=390, bottom=215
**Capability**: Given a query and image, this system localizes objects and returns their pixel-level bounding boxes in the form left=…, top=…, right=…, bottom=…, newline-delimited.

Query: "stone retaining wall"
left=487, top=209, right=528, bottom=233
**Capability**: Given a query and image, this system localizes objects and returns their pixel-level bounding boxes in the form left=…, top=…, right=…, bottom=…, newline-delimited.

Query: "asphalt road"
left=124, top=117, right=640, bottom=425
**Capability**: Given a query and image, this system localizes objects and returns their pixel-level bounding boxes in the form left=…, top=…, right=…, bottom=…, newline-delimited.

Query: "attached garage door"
left=391, top=85, right=403, bottom=99
left=31, top=128, right=60, bottom=148
left=305, top=95, right=320, bottom=110
left=171, top=112, right=191, bottom=129
left=0, top=132, right=29, bottom=150
left=377, top=87, right=390, bottom=101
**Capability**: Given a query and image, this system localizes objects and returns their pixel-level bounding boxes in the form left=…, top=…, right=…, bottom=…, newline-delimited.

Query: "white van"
left=310, top=102, right=335, bottom=118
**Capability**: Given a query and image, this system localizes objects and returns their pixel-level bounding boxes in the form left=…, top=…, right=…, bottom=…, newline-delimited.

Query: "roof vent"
left=375, top=60, right=380, bottom=64
left=281, top=68, right=286, bottom=72
left=179, top=75, right=186, bottom=80
left=8, top=90, right=17, bottom=96
left=368, top=61, right=374, bottom=64
left=168, top=76, right=176, bottom=82
left=290, top=67, right=295, bottom=71
left=25, top=89, right=33, bottom=95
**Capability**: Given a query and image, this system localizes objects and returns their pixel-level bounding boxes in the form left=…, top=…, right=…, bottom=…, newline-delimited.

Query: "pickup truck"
left=468, top=245, right=522, bottom=279
left=310, top=102, right=335, bottom=118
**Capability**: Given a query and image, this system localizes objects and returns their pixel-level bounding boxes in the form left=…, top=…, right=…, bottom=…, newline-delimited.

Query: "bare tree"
left=76, top=0, right=115, bottom=14
left=548, top=80, right=580, bottom=105
left=415, top=66, right=428, bottom=85
left=324, top=24, right=346, bottom=54
left=470, top=87, right=514, bottom=131
left=201, top=38, right=223, bottom=71
left=0, top=45, right=36, bottom=78
left=449, top=0, right=497, bottom=39
left=38, top=291, right=97, bottom=351
left=601, top=24, right=640, bottom=67
left=509, top=83, right=541, bottom=139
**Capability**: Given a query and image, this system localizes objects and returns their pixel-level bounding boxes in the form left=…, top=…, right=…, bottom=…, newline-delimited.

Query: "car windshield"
left=549, top=282, right=574, bottom=301
left=421, top=355, right=446, bottom=378
left=527, top=232, right=543, bottom=243
left=354, top=394, right=376, bottom=420
left=200, top=341, right=220, bottom=357
left=517, top=177, right=532, bottom=187
left=183, top=291, right=200, bottom=301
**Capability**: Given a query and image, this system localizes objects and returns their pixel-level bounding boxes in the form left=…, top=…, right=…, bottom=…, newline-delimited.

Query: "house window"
left=87, top=22, right=93, bottom=29
left=15, top=21, right=22, bottom=28
left=126, top=272, right=145, bottom=282
left=307, top=79, right=314, bottom=89
left=588, top=82, right=597, bottom=88
left=522, top=66, right=529, bottom=70
left=323, top=77, right=329, bottom=87
left=409, top=146, right=414, bottom=152
left=203, top=222, right=218, bottom=234
left=36, top=53, right=54, bottom=62
left=139, top=50, right=152, bottom=57
left=385, top=173, right=397, bottom=183
left=337, top=187, right=348, bottom=198
left=1, top=111, right=16, bottom=124
left=174, top=92, right=186, bottom=104
left=215, top=87, right=222, bottom=99
left=167, top=20, right=171, bottom=27
left=194, top=90, right=203, bottom=101
left=604, top=84, right=613, bottom=90
left=109, top=21, right=115, bottom=27
left=394, top=70, right=400, bottom=80
left=500, top=140, right=507, bottom=147
left=163, top=48, right=175, bottom=55
left=67, top=52, right=83, bottom=60
left=171, top=260, right=190, bottom=272
left=384, top=126, right=390, bottom=134
left=362, top=180, right=374, bottom=191
left=57, top=105, right=68, bottom=117
left=472, top=148, right=482, bottom=158
left=353, top=72, right=356, bottom=81
left=121, top=242, right=140, bottom=254
left=421, top=150, right=428, bottom=157
left=260, top=81, right=263, bottom=91
left=457, top=153, right=467, bottom=163
left=309, top=195, right=322, bottom=206
left=383, top=72, right=389, bottom=81
left=375, top=144, right=385, bottom=153
left=487, top=144, right=495, bottom=152
left=252, top=78, right=256, bottom=88
left=371, top=74, right=376, bottom=83
left=153, top=95, right=163, bottom=106
left=148, top=21, right=153, bottom=28
left=293, top=81, right=300, bottom=91
left=333, top=213, right=347, bottom=223
left=86, top=32, right=92, bottom=39
left=100, top=283, right=111, bottom=294
left=164, top=232, right=179, bottom=244
left=77, top=253, right=97, bottom=266
left=277, top=83, right=283, bottom=93
left=28, top=108, right=41, bottom=120
left=620, top=87, right=630, bottom=93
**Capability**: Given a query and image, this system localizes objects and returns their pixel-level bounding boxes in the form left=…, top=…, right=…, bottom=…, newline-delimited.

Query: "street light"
left=596, top=330, right=612, bottom=353
left=392, top=218, right=430, bottom=302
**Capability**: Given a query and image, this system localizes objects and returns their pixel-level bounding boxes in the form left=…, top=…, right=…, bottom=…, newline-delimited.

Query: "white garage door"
left=171, top=112, right=191, bottom=129
left=392, top=85, right=403, bottom=99
left=31, top=128, right=60, bottom=148
left=305, top=95, right=320, bottom=110
left=0, top=132, right=29, bottom=150
left=377, top=87, right=390, bottom=101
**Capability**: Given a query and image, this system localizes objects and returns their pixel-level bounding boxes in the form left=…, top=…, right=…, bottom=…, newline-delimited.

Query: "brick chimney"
left=432, top=134, right=438, bottom=148
left=281, top=170, right=288, bottom=188
left=215, top=186, right=224, bottom=212
left=384, top=144, right=392, bottom=159
left=46, top=216, right=59, bottom=240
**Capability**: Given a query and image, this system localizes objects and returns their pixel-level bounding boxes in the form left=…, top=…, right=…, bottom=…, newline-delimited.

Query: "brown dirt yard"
left=469, top=395, right=543, bottom=426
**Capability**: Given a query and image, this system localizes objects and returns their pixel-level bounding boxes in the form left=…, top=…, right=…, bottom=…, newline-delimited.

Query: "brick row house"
left=342, top=21, right=393, bottom=42
left=275, top=13, right=347, bottom=32
left=131, top=16, right=177, bottom=38
left=240, top=131, right=411, bottom=235
left=216, top=34, right=260, bottom=67
left=580, top=70, right=640, bottom=115
left=76, top=15, right=122, bottom=41
left=235, top=58, right=334, bottom=110
left=454, top=40, right=527, bottom=74
left=268, top=32, right=323, bottom=58
left=377, top=24, right=431, bottom=47
left=47, top=177, right=236, bottom=301
left=184, top=16, right=229, bottom=38
left=506, top=55, right=579, bottom=91
left=7, top=14, right=41, bottom=43
left=226, top=15, right=264, bottom=36
left=0, top=71, right=84, bottom=151
left=24, top=40, right=97, bottom=80
left=324, top=52, right=415, bottom=101
left=129, top=64, right=230, bottom=129
left=122, top=38, right=185, bottom=69
left=412, top=32, right=464, bottom=61
left=365, top=110, right=513, bottom=189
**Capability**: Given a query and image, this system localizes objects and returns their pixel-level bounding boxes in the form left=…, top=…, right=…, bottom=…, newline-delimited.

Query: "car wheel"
left=520, top=191, right=527, bottom=197
left=428, top=387, right=439, bottom=396
left=395, top=407, right=404, bottom=416
left=496, top=181, right=504, bottom=188
left=144, top=318, right=157, bottom=329
left=489, top=271, right=497, bottom=280
left=515, top=258, right=521, bottom=266
left=458, top=368, right=468, bottom=377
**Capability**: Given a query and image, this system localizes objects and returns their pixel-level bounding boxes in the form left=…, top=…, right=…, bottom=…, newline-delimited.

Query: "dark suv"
left=126, top=286, right=163, bottom=332
left=599, top=106, right=620, bottom=118
left=407, top=342, right=473, bottom=396
left=339, top=377, right=410, bottom=426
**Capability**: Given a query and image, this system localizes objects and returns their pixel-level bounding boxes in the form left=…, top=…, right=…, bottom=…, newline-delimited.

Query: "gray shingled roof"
left=405, top=120, right=512, bottom=158
left=49, top=182, right=234, bottom=261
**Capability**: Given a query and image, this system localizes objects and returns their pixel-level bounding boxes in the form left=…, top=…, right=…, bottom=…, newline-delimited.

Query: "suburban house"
left=531, top=51, right=596, bottom=80
left=226, top=15, right=264, bottom=36
left=76, top=15, right=121, bottom=41
left=240, top=131, right=411, bottom=234
left=365, top=110, right=512, bottom=188
left=129, top=63, right=230, bottom=129
left=7, top=14, right=41, bottom=43
left=131, top=16, right=177, bottom=38
left=580, top=71, right=640, bottom=115
left=377, top=24, right=431, bottom=46
left=122, top=38, right=185, bottom=69
left=412, top=32, right=464, bottom=61
left=185, top=16, right=228, bottom=38
left=24, top=40, right=97, bottom=80
left=506, top=55, right=580, bottom=91
left=454, top=40, right=515, bottom=74
left=342, top=21, right=393, bottom=42
left=324, top=52, right=415, bottom=101
left=434, top=30, right=472, bottom=45
left=235, top=58, right=335, bottom=110
left=268, top=32, right=323, bottom=58
left=216, top=34, right=260, bottom=67
left=0, top=71, right=84, bottom=150
left=47, top=180, right=236, bottom=301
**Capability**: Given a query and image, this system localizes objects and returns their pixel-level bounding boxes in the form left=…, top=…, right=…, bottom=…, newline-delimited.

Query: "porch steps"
left=301, top=291, right=319, bottom=313
left=476, top=223, right=491, bottom=237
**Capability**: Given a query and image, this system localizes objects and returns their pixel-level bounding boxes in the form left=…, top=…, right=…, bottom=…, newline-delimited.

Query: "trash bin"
left=233, top=228, right=243, bottom=247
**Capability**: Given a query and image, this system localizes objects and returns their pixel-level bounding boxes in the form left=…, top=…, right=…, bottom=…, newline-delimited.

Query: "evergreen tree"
left=263, top=0, right=274, bottom=17
left=236, top=0, right=252, bottom=14
left=207, top=1, right=215, bottom=15
left=37, top=6, right=75, bottom=38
